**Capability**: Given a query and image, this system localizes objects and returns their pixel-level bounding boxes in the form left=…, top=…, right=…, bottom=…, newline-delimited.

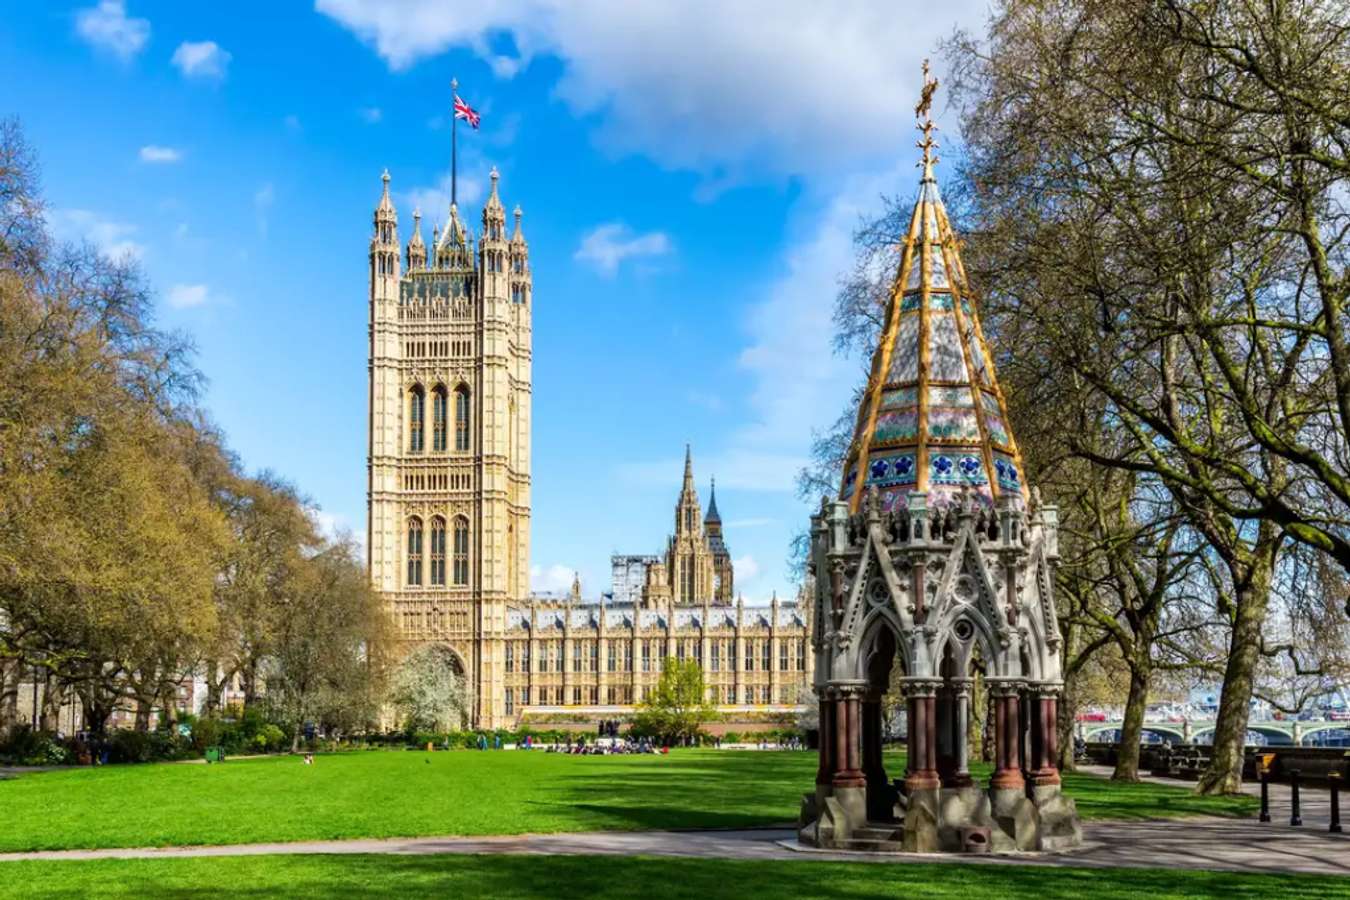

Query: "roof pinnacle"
left=915, top=59, right=940, bottom=183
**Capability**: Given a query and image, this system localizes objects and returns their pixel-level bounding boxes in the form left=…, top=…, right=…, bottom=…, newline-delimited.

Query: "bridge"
left=1079, top=719, right=1350, bottom=747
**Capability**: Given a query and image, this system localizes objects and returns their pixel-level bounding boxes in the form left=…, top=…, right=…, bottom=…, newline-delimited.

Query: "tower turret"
left=370, top=169, right=400, bottom=283
left=509, top=204, right=530, bottom=305
left=406, top=208, right=427, bottom=272
left=436, top=202, right=473, bottom=270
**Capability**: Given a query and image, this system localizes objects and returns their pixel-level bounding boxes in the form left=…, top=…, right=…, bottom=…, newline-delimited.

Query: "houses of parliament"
left=367, top=170, right=812, bottom=728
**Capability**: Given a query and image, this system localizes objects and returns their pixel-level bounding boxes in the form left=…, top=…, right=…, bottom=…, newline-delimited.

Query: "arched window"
left=454, top=386, right=471, bottom=452
left=406, top=518, right=424, bottom=586
left=429, top=517, right=446, bottom=586
left=432, top=386, right=448, bottom=452
left=452, top=516, right=470, bottom=585
left=408, top=386, right=425, bottom=453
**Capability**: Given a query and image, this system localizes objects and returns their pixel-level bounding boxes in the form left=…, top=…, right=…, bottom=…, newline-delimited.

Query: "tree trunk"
left=1198, top=563, right=1273, bottom=795
left=0, top=660, right=19, bottom=738
left=1057, top=652, right=1083, bottom=773
left=39, top=676, right=63, bottom=732
left=1113, top=661, right=1151, bottom=781
left=134, top=696, right=152, bottom=732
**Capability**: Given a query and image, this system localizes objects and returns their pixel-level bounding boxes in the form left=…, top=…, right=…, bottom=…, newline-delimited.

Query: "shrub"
left=0, top=727, right=72, bottom=766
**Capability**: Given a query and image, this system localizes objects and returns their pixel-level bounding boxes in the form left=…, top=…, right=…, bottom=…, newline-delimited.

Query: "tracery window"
left=454, top=386, right=471, bottom=452
left=406, top=518, right=423, bottom=586
left=796, top=640, right=806, bottom=671
left=432, top=386, right=448, bottom=451
left=452, top=516, right=469, bottom=585
left=409, top=386, right=425, bottom=453
left=429, top=517, right=446, bottom=586
left=779, top=641, right=788, bottom=671
left=761, top=640, right=772, bottom=672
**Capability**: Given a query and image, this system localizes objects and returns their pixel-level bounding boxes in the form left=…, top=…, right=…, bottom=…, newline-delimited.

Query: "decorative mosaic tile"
left=887, top=315, right=921, bottom=382
left=930, top=452, right=988, bottom=486
left=866, top=451, right=917, bottom=487
left=927, top=314, right=968, bottom=382
left=880, top=387, right=918, bottom=409
left=900, top=292, right=922, bottom=312
left=993, top=453, right=1021, bottom=491
left=874, top=409, right=919, bottom=443
left=929, top=483, right=995, bottom=508
left=927, top=407, right=980, bottom=441
left=929, top=245, right=950, bottom=288
left=929, top=385, right=976, bottom=408
left=841, top=461, right=858, bottom=498
left=928, top=292, right=954, bottom=311
left=981, top=391, right=1003, bottom=415
left=985, top=414, right=1011, bottom=448
left=905, top=259, right=923, bottom=290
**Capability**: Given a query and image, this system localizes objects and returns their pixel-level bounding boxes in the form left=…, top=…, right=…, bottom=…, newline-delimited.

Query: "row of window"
left=409, top=385, right=470, bottom=453
left=503, top=639, right=808, bottom=674
left=407, top=516, right=470, bottom=587
left=402, top=471, right=472, bottom=492
left=503, top=683, right=796, bottom=714
left=405, top=339, right=474, bottom=359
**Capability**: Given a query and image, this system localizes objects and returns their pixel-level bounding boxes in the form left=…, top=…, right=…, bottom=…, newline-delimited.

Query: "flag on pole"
left=453, top=94, right=481, bottom=129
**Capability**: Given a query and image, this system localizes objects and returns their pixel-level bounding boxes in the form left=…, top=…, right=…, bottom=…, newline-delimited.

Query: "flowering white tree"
left=390, top=646, right=469, bottom=732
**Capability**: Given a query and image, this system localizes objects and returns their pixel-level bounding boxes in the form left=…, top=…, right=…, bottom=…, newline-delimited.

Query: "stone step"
left=852, top=824, right=904, bottom=842
left=842, top=837, right=908, bottom=853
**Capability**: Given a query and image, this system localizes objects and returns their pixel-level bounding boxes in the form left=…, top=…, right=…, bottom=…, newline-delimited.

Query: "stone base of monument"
left=798, top=782, right=1080, bottom=854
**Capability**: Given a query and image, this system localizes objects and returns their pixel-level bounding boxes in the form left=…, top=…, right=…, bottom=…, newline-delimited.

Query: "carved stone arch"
left=867, top=530, right=916, bottom=632
left=930, top=601, right=1004, bottom=679
left=854, top=607, right=907, bottom=683
left=929, top=527, right=1003, bottom=636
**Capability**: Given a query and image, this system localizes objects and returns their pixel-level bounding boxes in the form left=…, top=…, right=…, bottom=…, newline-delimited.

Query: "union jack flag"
left=453, top=94, right=481, bottom=129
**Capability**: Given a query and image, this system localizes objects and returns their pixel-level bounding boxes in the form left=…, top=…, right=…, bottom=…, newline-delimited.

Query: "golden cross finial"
left=915, top=59, right=940, bottom=180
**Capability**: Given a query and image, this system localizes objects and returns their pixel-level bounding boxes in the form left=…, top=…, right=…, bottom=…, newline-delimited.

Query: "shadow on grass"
left=6, top=853, right=1349, bottom=900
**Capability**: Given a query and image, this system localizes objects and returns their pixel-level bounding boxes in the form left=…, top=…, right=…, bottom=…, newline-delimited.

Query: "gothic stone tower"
left=368, top=168, right=532, bottom=727
left=664, top=446, right=721, bottom=606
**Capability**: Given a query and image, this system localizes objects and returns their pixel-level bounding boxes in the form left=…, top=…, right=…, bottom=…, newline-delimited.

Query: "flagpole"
left=450, top=77, right=458, bottom=207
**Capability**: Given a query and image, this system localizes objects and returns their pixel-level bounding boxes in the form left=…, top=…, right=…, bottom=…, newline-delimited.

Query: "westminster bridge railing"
left=1079, top=719, right=1350, bottom=747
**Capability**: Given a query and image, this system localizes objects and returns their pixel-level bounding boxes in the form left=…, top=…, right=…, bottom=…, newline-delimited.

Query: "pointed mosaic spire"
left=839, top=61, right=1027, bottom=512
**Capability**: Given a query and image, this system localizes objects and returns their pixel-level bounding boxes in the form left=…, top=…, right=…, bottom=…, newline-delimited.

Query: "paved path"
left=1, top=769, right=1346, bottom=876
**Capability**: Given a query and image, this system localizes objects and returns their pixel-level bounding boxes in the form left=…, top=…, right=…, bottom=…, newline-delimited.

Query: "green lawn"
left=0, top=854, right=1338, bottom=900
left=0, top=749, right=1254, bottom=852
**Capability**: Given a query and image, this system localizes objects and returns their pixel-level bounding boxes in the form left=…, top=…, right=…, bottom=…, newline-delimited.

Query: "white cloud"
left=574, top=222, right=671, bottom=276
left=74, top=1, right=149, bottom=61
left=400, top=170, right=485, bottom=223
left=733, top=554, right=761, bottom=583
left=315, top=0, right=985, bottom=178
left=253, top=182, right=274, bottom=236
left=138, top=145, right=182, bottom=163
left=359, top=106, right=383, bottom=124
left=166, top=283, right=210, bottom=309
left=47, top=208, right=144, bottom=261
left=171, top=40, right=232, bottom=80
left=530, top=563, right=577, bottom=594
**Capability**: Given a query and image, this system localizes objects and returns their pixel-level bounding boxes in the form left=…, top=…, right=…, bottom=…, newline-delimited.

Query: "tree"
left=390, top=645, right=469, bottom=733
left=262, top=537, right=389, bottom=750
left=942, top=0, right=1350, bottom=794
left=632, top=658, right=716, bottom=743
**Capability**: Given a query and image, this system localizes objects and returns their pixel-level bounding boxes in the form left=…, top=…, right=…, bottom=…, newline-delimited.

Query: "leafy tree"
left=632, top=658, right=716, bottom=743
left=262, top=537, right=388, bottom=750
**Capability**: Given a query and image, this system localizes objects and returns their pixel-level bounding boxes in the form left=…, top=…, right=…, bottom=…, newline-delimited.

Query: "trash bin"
left=205, top=746, right=225, bottom=763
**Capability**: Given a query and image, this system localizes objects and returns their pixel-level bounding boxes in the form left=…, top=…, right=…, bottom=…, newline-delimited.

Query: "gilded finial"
left=915, top=59, right=940, bottom=181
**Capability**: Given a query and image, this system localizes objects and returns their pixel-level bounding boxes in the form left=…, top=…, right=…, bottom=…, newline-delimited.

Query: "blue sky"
left=3, top=0, right=986, bottom=602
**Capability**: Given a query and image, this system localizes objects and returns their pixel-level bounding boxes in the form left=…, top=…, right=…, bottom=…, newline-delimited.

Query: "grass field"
left=0, top=854, right=1338, bottom=900
left=0, top=749, right=1255, bottom=852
